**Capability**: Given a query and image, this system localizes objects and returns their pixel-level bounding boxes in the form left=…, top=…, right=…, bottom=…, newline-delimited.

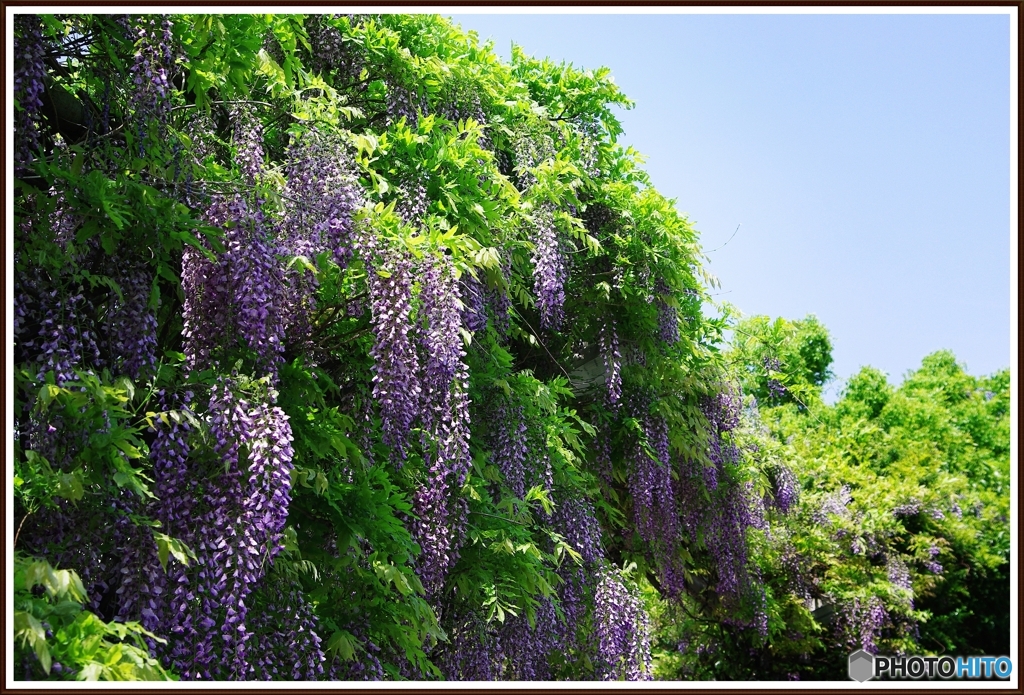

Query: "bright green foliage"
left=13, top=554, right=175, bottom=680
left=651, top=336, right=1011, bottom=680
left=730, top=314, right=834, bottom=406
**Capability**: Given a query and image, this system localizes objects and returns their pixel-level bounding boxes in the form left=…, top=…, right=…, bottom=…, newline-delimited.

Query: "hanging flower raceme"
left=182, top=195, right=286, bottom=380
left=172, top=378, right=297, bottom=680
left=249, top=571, right=326, bottom=680
left=243, top=402, right=295, bottom=570
left=460, top=274, right=489, bottom=334
left=282, top=129, right=363, bottom=269
left=105, top=261, right=158, bottom=381
left=654, top=278, right=680, bottom=344
left=13, top=14, right=47, bottom=169
left=366, top=242, right=421, bottom=462
left=224, top=198, right=287, bottom=380
left=486, top=258, right=513, bottom=338
left=599, top=320, right=622, bottom=407
left=34, top=284, right=101, bottom=386
left=625, top=394, right=684, bottom=597
left=128, top=15, right=174, bottom=152
left=768, top=464, right=800, bottom=514
left=593, top=565, right=653, bottom=681
left=531, top=203, right=567, bottom=331
left=552, top=493, right=604, bottom=565
left=184, top=379, right=254, bottom=679
left=835, top=597, right=889, bottom=654
left=490, top=397, right=528, bottom=499
left=412, top=253, right=473, bottom=595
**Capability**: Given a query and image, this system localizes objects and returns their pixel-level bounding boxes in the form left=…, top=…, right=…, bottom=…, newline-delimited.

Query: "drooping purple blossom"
left=224, top=197, right=287, bottom=379
left=34, top=284, right=101, bottom=386
left=395, top=179, right=428, bottom=226
left=625, top=396, right=679, bottom=557
left=460, top=274, right=489, bottom=333
left=593, top=565, right=653, bottom=681
left=764, top=356, right=786, bottom=401
left=813, top=485, right=853, bottom=525
left=231, top=105, right=264, bottom=186
left=190, top=379, right=254, bottom=679
left=249, top=571, right=325, bottom=680
left=654, top=278, right=679, bottom=345
left=491, top=398, right=528, bottom=500
left=366, top=244, right=421, bottom=461
left=599, top=320, right=622, bottom=407
left=128, top=16, right=175, bottom=153
left=243, top=402, right=295, bottom=567
left=306, top=15, right=363, bottom=82
left=436, top=606, right=504, bottom=680
left=834, top=596, right=888, bottom=654
left=14, top=15, right=47, bottom=169
left=181, top=222, right=233, bottom=373
left=386, top=81, right=427, bottom=129
left=887, top=557, right=912, bottom=600
left=551, top=494, right=604, bottom=565
left=486, top=260, right=513, bottom=338
left=412, top=253, right=473, bottom=595
left=768, top=464, right=799, bottom=515
left=105, top=262, right=158, bottom=381
left=531, top=203, right=567, bottom=331
left=158, top=378, right=293, bottom=680
left=282, top=129, right=363, bottom=269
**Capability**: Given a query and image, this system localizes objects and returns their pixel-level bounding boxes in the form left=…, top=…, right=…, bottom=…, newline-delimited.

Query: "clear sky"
left=449, top=11, right=1013, bottom=398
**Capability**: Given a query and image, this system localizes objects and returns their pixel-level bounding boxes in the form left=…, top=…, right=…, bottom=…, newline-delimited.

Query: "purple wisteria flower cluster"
left=248, top=571, right=325, bottom=680
left=767, top=464, right=800, bottom=515
left=813, top=484, right=853, bottom=525
left=231, top=106, right=264, bottom=186
left=31, top=283, right=100, bottom=387
left=593, top=566, right=653, bottom=681
left=654, top=278, right=680, bottom=344
left=157, top=378, right=303, bottom=679
left=834, top=596, right=888, bottom=654
left=183, top=194, right=287, bottom=380
left=552, top=493, right=604, bottom=565
left=105, top=261, right=158, bottom=380
left=128, top=16, right=174, bottom=152
left=14, top=14, right=47, bottom=168
left=386, top=81, right=428, bottom=129
left=764, top=356, right=786, bottom=400
left=491, top=397, right=528, bottom=500
left=923, top=546, right=943, bottom=575
left=412, top=254, right=473, bottom=594
left=625, top=393, right=685, bottom=597
left=485, top=259, right=513, bottom=338
left=887, top=557, right=913, bottom=605
left=306, top=15, right=364, bottom=83
left=366, top=244, right=421, bottom=461
left=460, top=274, right=489, bottom=334
left=599, top=320, right=622, bottom=407
left=531, top=203, right=567, bottom=331
left=278, top=129, right=364, bottom=353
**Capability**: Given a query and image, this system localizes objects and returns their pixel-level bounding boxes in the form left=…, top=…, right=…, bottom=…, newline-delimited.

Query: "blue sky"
left=449, top=12, right=1013, bottom=398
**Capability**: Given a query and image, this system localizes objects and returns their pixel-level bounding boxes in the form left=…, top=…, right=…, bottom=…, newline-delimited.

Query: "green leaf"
left=326, top=630, right=357, bottom=661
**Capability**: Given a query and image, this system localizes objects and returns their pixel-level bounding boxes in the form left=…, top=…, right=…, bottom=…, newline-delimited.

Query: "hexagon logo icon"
left=849, top=649, right=875, bottom=682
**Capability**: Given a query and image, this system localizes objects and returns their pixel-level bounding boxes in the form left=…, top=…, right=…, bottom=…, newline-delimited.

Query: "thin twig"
left=14, top=511, right=31, bottom=549
left=170, top=100, right=277, bottom=113
left=512, top=311, right=574, bottom=383
left=469, top=510, right=528, bottom=527
left=707, top=223, right=741, bottom=253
